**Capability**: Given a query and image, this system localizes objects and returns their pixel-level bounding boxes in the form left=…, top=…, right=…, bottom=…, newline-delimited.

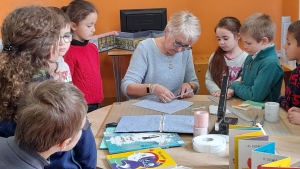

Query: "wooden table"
left=107, top=49, right=133, bottom=102
left=88, top=95, right=300, bottom=169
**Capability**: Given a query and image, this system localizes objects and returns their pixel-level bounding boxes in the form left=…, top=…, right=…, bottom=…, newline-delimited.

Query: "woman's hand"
left=212, top=90, right=220, bottom=97
left=153, top=84, right=175, bottom=103
left=177, top=83, right=194, bottom=99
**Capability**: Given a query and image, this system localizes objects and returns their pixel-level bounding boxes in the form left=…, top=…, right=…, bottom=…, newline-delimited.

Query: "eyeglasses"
left=59, top=33, right=73, bottom=43
left=173, top=40, right=192, bottom=50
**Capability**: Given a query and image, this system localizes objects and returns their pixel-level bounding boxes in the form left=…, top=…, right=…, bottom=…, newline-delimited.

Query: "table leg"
left=111, top=55, right=123, bottom=102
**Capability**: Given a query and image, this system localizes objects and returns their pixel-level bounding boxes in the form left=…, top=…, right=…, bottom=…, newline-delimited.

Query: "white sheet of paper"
left=132, top=99, right=193, bottom=114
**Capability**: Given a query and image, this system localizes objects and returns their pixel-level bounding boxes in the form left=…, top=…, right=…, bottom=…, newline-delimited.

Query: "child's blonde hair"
left=240, top=13, right=276, bottom=43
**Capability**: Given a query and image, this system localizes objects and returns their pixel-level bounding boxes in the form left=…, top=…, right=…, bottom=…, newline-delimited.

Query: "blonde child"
left=227, top=13, right=283, bottom=102
left=205, top=17, right=247, bottom=97
left=0, top=80, right=87, bottom=169
left=63, top=0, right=103, bottom=113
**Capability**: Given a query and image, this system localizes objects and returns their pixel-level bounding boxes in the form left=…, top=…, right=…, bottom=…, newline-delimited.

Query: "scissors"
left=252, top=114, right=265, bottom=127
left=252, top=114, right=266, bottom=135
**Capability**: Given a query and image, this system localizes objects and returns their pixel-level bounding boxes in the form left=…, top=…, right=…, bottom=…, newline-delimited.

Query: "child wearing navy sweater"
left=0, top=81, right=88, bottom=169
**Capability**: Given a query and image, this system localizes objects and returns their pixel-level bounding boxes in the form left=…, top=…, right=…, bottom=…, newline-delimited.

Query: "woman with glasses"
left=121, top=11, right=200, bottom=103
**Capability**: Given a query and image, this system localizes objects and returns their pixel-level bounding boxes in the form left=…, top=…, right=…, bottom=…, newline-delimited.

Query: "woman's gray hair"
left=166, top=11, right=201, bottom=44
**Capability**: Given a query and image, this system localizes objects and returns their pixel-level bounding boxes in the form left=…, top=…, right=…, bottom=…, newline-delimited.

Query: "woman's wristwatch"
left=146, top=84, right=151, bottom=95
left=188, top=82, right=194, bottom=92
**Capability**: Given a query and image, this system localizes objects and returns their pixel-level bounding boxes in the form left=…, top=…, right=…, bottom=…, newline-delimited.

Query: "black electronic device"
left=210, top=76, right=238, bottom=135
left=120, top=8, right=167, bottom=32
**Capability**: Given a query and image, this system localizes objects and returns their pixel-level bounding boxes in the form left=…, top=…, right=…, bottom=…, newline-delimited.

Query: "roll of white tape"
left=192, top=134, right=226, bottom=153
left=193, top=127, right=208, bottom=137
left=209, top=134, right=229, bottom=143
left=265, top=102, right=279, bottom=122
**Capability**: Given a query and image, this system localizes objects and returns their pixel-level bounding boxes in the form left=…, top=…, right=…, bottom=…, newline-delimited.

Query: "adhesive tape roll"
left=192, top=134, right=226, bottom=153
left=211, top=134, right=229, bottom=143
left=194, top=111, right=209, bottom=128
left=193, top=127, right=208, bottom=137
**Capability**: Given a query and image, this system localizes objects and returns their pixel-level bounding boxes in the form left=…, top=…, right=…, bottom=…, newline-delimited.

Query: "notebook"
left=115, top=114, right=194, bottom=133
left=104, top=132, right=185, bottom=154
left=106, top=147, right=177, bottom=169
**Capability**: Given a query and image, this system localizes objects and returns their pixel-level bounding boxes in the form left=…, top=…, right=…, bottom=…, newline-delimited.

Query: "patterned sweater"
left=278, top=65, right=300, bottom=110
left=205, top=51, right=248, bottom=94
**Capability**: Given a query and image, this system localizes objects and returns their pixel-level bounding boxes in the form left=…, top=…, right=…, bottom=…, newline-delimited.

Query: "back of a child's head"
left=288, top=20, right=300, bottom=46
left=62, top=0, right=97, bottom=24
left=0, top=5, right=62, bottom=121
left=14, top=80, right=87, bottom=152
left=215, top=17, right=241, bottom=36
left=240, top=13, right=276, bottom=42
left=48, top=6, right=71, bottom=29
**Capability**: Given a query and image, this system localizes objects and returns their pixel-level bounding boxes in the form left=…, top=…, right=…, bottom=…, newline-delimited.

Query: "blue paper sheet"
left=132, top=99, right=193, bottom=114
left=114, top=114, right=194, bottom=133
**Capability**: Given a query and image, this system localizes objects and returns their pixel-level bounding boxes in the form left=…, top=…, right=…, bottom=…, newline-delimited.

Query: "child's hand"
left=235, top=77, right=242, bottom=82
left=227, top=89, right=234, bottom=99
left=287, top=107, right=300, bottom=125
left=212, top=90, right=220, bottom=97
left=288, top=107, right=300, bottom=113
left=92, top=31, right=119, bottom=39
left=287, top=110, right=300, bottom=125
left=112, top=31, right=119, bottom=36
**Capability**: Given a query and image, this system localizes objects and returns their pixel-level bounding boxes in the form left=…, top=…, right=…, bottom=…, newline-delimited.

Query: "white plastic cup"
left=264, top=102, right=279, bottom=122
